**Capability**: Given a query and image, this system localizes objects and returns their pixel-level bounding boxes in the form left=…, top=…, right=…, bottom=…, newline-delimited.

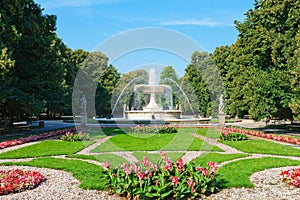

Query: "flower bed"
left=220, top=129, right=248, bottom=141
left=131, top=125, right=178, bottom=134
left=103, top=151, right=218, bottom=199
left=0, top=169, right=45, bottom=195
left=280, top=167, right=300, bottom=188
left=61, top=132, right=90, bottom=142
left=223, top=127, right=300, bottom=145
left=0, top=128, right=77, bottom=149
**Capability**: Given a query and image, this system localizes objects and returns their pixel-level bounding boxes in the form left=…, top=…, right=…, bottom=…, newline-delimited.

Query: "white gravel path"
left=0, top=166, right=120, bottom=200
left=209, top=166, right=300, bottom=200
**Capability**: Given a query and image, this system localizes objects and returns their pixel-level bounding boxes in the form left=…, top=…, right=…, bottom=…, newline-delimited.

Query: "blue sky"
left=35, top=0, right=254, bottom=74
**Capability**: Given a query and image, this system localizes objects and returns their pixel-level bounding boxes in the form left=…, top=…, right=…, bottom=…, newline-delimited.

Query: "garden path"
left=192, top=133, right=244, bottom=154
left=76, top=136, right=112, bottom=155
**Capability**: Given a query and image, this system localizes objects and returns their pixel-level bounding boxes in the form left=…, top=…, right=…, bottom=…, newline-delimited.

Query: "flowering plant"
left=0, top=128, right=77, bottom=149
left=61, top=132, right=90, bottom=142
left=131, top=125, right=178, bottom=134
left=281, top=167, right=300, bottom=188
left=220, top=129, right=248, bottom=141
left=103, top=152, right=218, bottom=199
left=223, top=127, right=300, bottom=145
left=0, top=169, right=45, bottom=195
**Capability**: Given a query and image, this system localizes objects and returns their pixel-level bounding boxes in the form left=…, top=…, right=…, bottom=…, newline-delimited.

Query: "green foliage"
left=219, top=133, right=248, bottom=141
left=61, top=132, right=90, bottom=142
left=103, top=154, right=219, bottom=199
left=0, top=140, right=93, bottom=159
left=130, top=125, right=178, bottom=134
left=159, top=66, right=180, bottom=109
left=212, top=0, right=300, bottom=120
left=111, top=69, right=148, bottom=113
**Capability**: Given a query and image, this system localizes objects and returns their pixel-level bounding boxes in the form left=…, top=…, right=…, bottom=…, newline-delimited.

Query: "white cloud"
left=160, top=19, right=232, bottom=27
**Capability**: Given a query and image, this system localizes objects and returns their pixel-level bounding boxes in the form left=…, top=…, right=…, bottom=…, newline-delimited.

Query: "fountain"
left=124, top=68, right=182, bottom=120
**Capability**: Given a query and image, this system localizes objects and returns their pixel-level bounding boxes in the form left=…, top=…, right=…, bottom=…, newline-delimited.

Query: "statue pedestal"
left=81, top=113, right=87, bottom=127
left=218, top=114, right=225, bottom=129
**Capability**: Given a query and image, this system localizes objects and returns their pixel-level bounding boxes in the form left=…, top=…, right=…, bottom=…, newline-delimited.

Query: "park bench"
left=287, top=124, right=300, bottom=131
left=12, top=121, right=31, bottom=131
left=269, top=119, right=285, bottom=125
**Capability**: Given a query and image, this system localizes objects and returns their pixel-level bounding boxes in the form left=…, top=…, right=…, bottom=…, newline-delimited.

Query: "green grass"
left=196, top=128, right=221, bottom=138
left=219, top=157, right=300, bottom=188
left=66, top=153, right=129, bottom=167
left=193, top=153, right=250, bottom=167
left=1, top=158, right=106, bottom=190
left=91, top=133, right=223, bottom=152
left=81, top=127, right=130, bottom=139
left=221, top=139, right=300, bottom=156
left=132, top=152, right=184, bottom=163
left=0, top=140, right=94, bottom=159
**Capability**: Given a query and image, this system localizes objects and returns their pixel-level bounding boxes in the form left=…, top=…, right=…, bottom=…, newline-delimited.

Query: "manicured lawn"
left=220, top=139, right=300, bottom=156
left=219, top=157, right=300, bottom=188
left=66, top=153, right=129, bottom=167
left=193, top=153, right=250, bottom=167
left=80, top=127, right=130, bottom=139
left=196, top=128, right=221, bottom=138
left=132, top=152, right=184, bottom=163
left=91, top=133, right=223, bottom=152
left=0, top=140, right=94, bottom=159
left=1, top=158, right=106, bottom=190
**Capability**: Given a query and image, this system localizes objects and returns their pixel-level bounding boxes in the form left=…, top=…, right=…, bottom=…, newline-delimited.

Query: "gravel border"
left=0, top=166, right=120, bottom=200
left=209, top=166, right=300, bottom=200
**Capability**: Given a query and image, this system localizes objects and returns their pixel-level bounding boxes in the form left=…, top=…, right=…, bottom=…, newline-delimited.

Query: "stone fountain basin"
left=124, top=110, right=181, bottom=120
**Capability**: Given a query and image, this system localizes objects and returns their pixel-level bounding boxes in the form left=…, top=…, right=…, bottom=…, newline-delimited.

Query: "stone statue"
left=219, top=94, right=224, bottom=114
left=80, top=95, right=87, bottom=114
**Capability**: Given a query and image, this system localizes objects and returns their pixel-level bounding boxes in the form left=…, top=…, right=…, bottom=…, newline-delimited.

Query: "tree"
left=96, top=64, right=120, bottom=117
left=111, top=69, right=148, bottom=115
left=73, top=51, right=116, bottom=118
left=159, top=66, right=180, bottom=109
left=184, top=51, right=223, bottom=117
left=213, top=0, right=299, bottom=121
left=0, top=0, right=64, bottom=120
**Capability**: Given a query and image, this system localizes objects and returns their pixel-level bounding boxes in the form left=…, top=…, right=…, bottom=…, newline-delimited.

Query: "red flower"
left=171, top=176, right=179, bottom=185
left=138, top=173, right=145, bottom=180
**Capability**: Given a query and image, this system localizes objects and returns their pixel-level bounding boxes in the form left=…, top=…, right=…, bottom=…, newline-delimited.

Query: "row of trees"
left=1, top=0, right=299, bottom=122
left=0, top=0, right=119, bottom=121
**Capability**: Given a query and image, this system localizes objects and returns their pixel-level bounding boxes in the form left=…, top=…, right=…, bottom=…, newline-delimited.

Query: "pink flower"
left=142, top=156, right=151, bottom=168
left=103, top=162, right=110, bottom=169
left=153, top=164, right=158, bottom=172
left=138, top=173, right=145, bottom=180
left=144, top=170, right=152, bottom=178
left=196, top=166, right=203, bottom=171
left=187, top=177, right=195, bottom=188
left=123, top=168, right=131, bottom=176
left=171, top=176, right=179, bottom=185
left=176, top=158, right=184, bottom=168
left=160, top=151, right=166, bottom=158
left=134, top=165, right=141, bottom=174
left=202, top=168, right=208, bottom=176
left=164, top=158, right=172, bottom=171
